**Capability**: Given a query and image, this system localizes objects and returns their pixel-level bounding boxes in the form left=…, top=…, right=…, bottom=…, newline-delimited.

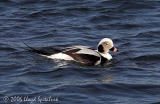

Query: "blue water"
left=0, top=0, right=160, bottom=104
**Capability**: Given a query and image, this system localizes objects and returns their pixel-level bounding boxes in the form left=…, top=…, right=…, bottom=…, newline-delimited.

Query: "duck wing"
left=63, top=46, right=101, bottom=65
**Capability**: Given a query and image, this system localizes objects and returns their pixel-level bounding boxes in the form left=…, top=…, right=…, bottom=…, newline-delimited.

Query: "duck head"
left=97, top=38, right=118, bottom=60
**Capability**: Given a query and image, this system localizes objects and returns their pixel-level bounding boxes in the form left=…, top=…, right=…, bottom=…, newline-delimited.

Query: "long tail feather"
left=23, top=42, right=49, bottom=55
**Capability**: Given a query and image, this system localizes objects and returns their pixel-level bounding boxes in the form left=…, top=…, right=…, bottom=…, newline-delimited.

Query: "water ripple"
left=0, top=0, right=160, bottom=104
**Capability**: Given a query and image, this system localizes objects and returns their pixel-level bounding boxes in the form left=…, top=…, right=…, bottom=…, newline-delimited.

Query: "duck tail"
left=23, top=42, right=50, bottom=55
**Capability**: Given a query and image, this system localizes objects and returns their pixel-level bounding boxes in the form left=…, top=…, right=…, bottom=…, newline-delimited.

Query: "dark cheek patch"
left=98, top=45, right=104, bottom=53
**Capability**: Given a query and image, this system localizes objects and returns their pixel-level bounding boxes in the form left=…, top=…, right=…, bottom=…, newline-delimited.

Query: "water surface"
left=0, top=0, right=160, bottom=104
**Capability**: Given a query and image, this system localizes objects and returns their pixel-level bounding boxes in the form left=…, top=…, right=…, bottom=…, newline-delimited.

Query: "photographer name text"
left=3, top=96, right=59, bottom=103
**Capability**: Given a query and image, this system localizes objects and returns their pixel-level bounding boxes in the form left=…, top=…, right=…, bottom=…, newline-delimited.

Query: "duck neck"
left=99, top=52, right=112, bottom=60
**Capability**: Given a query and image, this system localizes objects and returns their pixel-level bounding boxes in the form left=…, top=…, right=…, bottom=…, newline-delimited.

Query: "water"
left=0, top=0, right=160, bottom=104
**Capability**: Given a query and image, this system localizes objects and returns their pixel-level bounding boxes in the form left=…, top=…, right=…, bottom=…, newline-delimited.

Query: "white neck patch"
left=100, top=53, right=112, bottom=60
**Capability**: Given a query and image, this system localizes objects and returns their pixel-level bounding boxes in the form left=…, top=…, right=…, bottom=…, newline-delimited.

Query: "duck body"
left=46, top=45, right=111, bottom=65
left=24, top=38, right=117, bottom=65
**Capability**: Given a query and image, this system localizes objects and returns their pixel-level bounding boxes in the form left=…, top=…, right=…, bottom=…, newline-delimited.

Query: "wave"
left=135, top=31, right=160, bottom=38
left=131, top=54, right=160, bottom=61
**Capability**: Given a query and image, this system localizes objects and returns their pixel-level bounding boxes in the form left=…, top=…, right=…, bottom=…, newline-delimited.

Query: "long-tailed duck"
left=24, top=38, right=118, bottom=65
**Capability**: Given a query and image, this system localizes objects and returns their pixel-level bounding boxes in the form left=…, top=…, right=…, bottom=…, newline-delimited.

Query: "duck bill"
left=113, top=47, right=118, bottom=52
left=110, top=47, right=118, bottom=52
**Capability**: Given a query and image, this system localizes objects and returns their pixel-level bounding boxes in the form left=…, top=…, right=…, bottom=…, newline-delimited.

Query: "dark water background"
left=0, top=0, right=160, bottom=104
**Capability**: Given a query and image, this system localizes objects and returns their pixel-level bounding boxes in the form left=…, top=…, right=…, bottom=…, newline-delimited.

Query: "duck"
left=24, top=38, right=118, bottom=65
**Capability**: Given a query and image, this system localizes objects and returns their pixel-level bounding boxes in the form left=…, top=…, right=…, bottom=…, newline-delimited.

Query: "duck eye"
left=105, top=43, right=108, bottom=45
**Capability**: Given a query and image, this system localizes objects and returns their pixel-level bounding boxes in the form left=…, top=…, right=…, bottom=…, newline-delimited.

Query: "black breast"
left=100, top=56, right=109, bottom=65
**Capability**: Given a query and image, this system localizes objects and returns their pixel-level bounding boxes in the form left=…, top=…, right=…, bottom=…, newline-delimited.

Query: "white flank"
left=45, top=53, right=74, bottom=60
